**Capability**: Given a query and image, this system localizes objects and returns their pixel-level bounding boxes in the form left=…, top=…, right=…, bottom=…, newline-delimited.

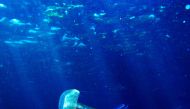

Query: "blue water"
left=0, top=0, right=190, bottom=109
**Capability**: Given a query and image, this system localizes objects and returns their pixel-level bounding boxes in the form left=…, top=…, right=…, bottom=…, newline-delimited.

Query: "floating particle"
left=65, top=10, right=69, bottom=15
left=160, top=6, right=165, bottom=9
left=93, top=12, right=106, bottom=17
left=77, top=42, right=86, bottom=47
left=0, top=17, right=6, bottom=22
left=129, top=16, right=135, bottom=20
left=165, top=34, right=171, bottom=38
left=0, top=3, right=7, bottom=8
left=9, top=19, right=26, bottom=26
left=50, top=26, right=61, bottom=31
left=185, top=4, right=190, bottom=10
left=28, top=29, right=38, bottom=34
left=159, top=6, right=165, bottom=12
left=112, top=29, right=120, bottom=33
left=43, top=18, right=51, bottom=23
left=90, top=26, right=96, bottom=31
left=148, top=14, right=155, bottom=18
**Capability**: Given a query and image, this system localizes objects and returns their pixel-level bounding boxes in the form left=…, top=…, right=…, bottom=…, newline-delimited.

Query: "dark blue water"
left=0, top=0, right=190, bottom=109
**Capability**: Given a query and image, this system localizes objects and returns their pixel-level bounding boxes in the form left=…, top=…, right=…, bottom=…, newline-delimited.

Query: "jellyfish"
left=58, top=89, right=95, bottom=109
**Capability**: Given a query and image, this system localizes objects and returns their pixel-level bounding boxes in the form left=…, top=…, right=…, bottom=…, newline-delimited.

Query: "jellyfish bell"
left=58, top=89, right=95, bottom=109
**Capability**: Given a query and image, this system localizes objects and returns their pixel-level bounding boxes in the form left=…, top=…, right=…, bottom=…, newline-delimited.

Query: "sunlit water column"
left=7, top=46, right=44, bottom=109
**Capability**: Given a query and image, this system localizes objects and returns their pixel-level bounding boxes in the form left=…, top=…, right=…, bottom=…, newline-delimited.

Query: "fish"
left=115, top=104, right=128, bottom=109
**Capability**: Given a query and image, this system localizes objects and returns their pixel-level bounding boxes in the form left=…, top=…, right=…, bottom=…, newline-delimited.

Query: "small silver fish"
left=116, top=104, right=128, bottom=109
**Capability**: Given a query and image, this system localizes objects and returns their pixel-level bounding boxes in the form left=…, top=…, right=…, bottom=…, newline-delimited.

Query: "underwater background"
left=0, top=0, right=190, bottom=109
